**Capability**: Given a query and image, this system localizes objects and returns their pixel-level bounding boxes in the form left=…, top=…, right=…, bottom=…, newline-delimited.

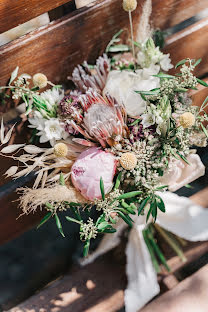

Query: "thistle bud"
left=120, top=152, right=137, bottom=170
left=179, top=112, right=195, bottom=128
left=33, top=73, right=48, bottom=89
left=123, top=0, right=137, bottom=12
left=54, top=143, right=68, bottom=157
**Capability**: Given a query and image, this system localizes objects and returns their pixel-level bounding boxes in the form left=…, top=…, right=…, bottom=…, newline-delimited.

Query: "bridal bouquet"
left=0, top=0, right=207, bottom=260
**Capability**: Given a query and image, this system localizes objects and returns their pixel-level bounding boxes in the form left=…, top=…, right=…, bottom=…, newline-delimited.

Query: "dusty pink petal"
left=71, top=147, right=117, bottom=200
left=161, top=154, right=205, bottom=192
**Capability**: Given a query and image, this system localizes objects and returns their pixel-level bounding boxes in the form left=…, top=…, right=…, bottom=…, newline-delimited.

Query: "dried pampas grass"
left=136, top=0, right=152, bottom=42
left=18, top=184, right=86, bottom=215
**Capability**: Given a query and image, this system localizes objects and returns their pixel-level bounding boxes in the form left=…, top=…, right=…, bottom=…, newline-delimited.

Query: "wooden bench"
left=0, top=0, right=208, bottom=310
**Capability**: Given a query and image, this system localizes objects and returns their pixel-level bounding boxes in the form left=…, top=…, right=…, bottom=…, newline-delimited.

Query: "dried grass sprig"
left=18, top=184, right=86, bottom=215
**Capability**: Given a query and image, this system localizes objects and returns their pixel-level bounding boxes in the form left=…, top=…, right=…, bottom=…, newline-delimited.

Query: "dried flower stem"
left=129, top=11, right=135, bottom=63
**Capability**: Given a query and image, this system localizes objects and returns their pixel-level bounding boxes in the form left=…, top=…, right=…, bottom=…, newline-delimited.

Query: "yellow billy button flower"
left=120, top=152, right=137, bottom=170
left=123, top=0, right=137, bottom=11
left=33, top=73, right=48, bottom=89
left=54, top=143, right=68, bottom=157
left=179, top=112, right=195, bottom=128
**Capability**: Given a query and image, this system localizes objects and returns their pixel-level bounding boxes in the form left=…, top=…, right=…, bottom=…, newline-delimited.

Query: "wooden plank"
left=9, top=242, right=208, bottom=312
left=140, top=265, right=208, bottom=312
left=151, top=0, right=208, bottom=30
left=0, top=0, right=72, bottom=34
left=163, top=18, right=208, bottom=77
left=0, top=0, right=141, bottom=87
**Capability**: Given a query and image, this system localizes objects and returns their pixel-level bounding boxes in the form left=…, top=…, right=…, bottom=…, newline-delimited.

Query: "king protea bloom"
left=70, top=90, right=127, bottom=147
left=72, top=54, right=110, bottom=93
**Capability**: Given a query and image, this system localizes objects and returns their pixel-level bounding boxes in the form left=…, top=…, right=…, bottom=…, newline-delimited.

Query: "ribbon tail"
left=125, top=223, right=160, bottom=312
left=157, top=191, right=208, bottom=241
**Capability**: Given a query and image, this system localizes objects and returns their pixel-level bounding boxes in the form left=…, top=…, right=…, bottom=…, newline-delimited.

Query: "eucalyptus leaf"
left=116, top=210, right=132, bottom=227
left=138, top=196, right=150, bottom=215
left=175, top=59, right=188, bottom=68
left=114, top=171, right=122, bottom=190
left=156, top=195, right=166, bottom=212
left=118, top=190, right=142, bottom=200
left=83, top=239, right=90, bottom=257
left=176, top=151, right=190, bottom=165
left=66, top=216, right=81, bottom=225
left=196, top=78, right=208, bottom=87
left=100, top=177, right=105, bottom=200
left=107, top=44, right=130, bottom=53
left=55, top=214, right=65, bottom=237
left=193, top=58, right=202, bottom=67
left=200, top=123, right=208, bottom=138
left=153, top=73, right=175, bottom=79
left=37, top=212, right=52, bottom=229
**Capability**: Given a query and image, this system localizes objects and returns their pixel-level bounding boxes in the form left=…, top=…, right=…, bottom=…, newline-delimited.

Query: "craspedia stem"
left=129, top=10, right=135, bottom=62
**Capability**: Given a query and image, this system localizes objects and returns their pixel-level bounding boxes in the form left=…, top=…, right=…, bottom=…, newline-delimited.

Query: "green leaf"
left=174, top=87, right=188, bottom=92
left=143, top=229, right=160, bottom=273
left=59, top=172, right=65, bottom=186
left=146, top=200, right=155, bottom=223
left=107, top=44, right=130, bottom=53
left=45, top=202, right=54, bottom=210
left=176, top=151, right=190, bottom=165
left=83, top=239, right=90, bottom=257
left=117, top=190, right=142, bottom=200
left=65, top=216, right=82, bottom=225
left=97, top=221, right=110, bottom=230
left=193, top=58, right=202, bottom=67
left=129, top=118, right=141, bottom=126
left=185, top=184, right=193, bottom=189
left=37, top=212, right=52, bottom=229
left=100, top=177, right=105, bottom=200
left=201, top=122, right=208, bottom=138
left=153, top=73, right=175, bottom=79
left=114, top=171, right=122, bottom=190
left=135, top=89, right=160, bottom=96
left=103, top=228, right=117, bottom=233
left=116, top=210, right=133, bottom=227
left=55, top=214, right=65, bottom=237
left=197, top=78, right=208, bottom=87
left=138, top=196, right=150, bottom=216
left=175, top=59, right=188, bottom=68
left=155, top=185, right=168, bottom=190
left=155, top=195, right=166, bottom=212
left=95, top=214, right=106, bottom=226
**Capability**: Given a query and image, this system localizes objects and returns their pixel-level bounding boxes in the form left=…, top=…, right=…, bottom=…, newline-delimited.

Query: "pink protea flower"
left=70, top=89, right=127, bottom=147
left=71, top=147, right=117, bottom=200
left=71, top=54, right=110, bottom=93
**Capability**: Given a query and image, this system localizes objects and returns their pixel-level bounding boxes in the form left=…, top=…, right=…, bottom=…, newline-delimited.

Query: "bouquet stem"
left=154, top=224, right=187, bottom=263
left=128, top=11, right=135, bottom=62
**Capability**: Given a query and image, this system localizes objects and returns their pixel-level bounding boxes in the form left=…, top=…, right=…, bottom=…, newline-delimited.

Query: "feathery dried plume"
left=136, top=0, right=152, bottom=42
left=18, top=184, right=86, bottom=215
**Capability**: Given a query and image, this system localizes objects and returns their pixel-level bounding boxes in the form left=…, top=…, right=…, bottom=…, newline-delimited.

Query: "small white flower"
left=141, top=113, right=155, bottom=128
left=28, top=114, right=68, bottom=146
left=41, top=88, right=64, bottom=110
left=160, top=54, right=173, bottom=71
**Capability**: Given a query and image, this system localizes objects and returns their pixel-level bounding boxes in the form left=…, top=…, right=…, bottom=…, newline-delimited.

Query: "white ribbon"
left=81, top=191, right=208, bottom=311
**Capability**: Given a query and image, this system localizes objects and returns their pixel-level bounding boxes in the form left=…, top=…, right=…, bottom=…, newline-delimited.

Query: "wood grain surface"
left=0, top=0, right=72, bottom=34
left=164, top=17, right=208, bottom=77
left=151, top=0, right=208, bottom=30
